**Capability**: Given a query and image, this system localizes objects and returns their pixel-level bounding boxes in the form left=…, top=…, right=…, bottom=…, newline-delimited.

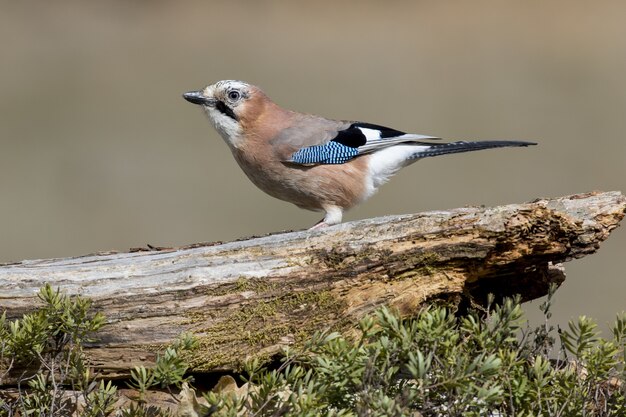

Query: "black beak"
left=183, top=91, right=215, bottom=106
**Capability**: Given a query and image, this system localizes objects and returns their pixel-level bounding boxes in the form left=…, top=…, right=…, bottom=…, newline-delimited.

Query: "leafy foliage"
left=1, top=284, right=105, bottom=367
left=127, top=332, right=198, bottom=400
left=1, top=284, right=625, bottom=417
left=0, top=286, right=198, bottom=417
left=118, top=403, right=172, bottom=417
left=205, top=289, right=626, bottom=417
left=1, top=284, right=107, bottom=417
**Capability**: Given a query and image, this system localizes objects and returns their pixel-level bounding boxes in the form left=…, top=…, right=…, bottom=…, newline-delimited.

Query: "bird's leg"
left=308, top=206, right=343, bottom=230
left=309, top=219, right=329, bottom=230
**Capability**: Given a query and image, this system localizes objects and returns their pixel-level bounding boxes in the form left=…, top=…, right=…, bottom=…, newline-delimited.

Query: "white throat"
left=204, top=107, right=244, bottom=149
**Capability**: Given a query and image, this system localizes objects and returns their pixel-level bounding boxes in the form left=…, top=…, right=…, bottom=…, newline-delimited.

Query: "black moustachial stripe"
left=216, top=101, right=238, bottom=121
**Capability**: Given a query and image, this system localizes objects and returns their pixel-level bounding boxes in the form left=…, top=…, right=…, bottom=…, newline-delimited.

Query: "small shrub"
left=119, top=402, right=172, bottom=417
left=1, top=284, right=624, bottom=417
left=0, top=286, right=196, bottom=417
left=1, top=284, right=106, bottom=417
left=204, top=288, right=626, bottom=417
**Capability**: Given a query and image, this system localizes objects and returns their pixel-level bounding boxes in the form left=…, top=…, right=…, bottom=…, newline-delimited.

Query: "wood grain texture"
left=1, top=191, right=624, bottom=382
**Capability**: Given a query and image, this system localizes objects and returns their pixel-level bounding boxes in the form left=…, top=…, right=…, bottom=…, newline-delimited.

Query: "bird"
left=183, top=80, right=535, bottom=229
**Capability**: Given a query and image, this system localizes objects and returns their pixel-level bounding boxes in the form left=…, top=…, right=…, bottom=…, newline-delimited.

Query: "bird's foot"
left=308, top=219, right=329, bottom=230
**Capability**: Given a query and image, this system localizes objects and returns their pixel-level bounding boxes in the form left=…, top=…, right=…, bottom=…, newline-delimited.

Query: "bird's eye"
left=228, top=91, right=241, bottom=101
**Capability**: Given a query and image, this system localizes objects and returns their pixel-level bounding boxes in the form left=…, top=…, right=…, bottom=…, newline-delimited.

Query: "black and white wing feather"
left=283, top=120, right=536, bottom=166
left=288, top=122, right=440, bottom=165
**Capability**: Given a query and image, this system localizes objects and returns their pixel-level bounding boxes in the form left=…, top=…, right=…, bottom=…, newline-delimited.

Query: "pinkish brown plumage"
left=183, top=80, right=535, bottom=229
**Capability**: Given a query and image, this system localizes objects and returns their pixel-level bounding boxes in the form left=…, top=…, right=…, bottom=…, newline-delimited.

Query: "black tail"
left=409, top=140, right=536, bottom=160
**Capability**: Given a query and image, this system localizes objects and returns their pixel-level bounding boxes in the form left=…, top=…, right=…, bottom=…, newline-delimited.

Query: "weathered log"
left=0, top=191, right=624, bottom=383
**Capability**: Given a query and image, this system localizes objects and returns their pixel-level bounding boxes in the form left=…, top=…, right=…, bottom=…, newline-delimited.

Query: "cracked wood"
left=0, top=191, right=624, bottom=382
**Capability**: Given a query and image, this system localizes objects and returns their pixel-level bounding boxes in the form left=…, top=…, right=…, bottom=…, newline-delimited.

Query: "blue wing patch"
left=290, top=141, right=360, bottom=165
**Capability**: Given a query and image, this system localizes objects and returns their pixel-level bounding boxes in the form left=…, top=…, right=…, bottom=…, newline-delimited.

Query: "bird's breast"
left=231, top=148, right=372, bottom=211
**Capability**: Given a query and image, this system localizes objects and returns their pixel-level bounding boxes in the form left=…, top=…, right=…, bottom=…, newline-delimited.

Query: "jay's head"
left=183, top=80, right=269, bottom=148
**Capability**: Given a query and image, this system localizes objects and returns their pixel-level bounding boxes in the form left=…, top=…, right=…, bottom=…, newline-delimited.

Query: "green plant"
left=127, top=332, right=198, bottom=399
left=119, top=402, right=172, bottom=417
left=128, top=366, right=155, bottom=402
left=0, top=285, right=201, bottom=417
left=82, top=380, right=118, bottom=417
left=0, top=284, right=106, bottom=416
left=203, top=290, right=626, bottom=417
left=153, top=347, right=190, bottom=389
left=2, top=284, right=625, bottom=417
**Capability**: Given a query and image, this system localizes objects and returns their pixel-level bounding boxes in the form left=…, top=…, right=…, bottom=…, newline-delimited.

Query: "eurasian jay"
left=183, top=80, right=535, bottom=229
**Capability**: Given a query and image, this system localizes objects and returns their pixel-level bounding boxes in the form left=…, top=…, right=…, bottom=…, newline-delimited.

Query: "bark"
left=0, top=191, right=624, bottom=383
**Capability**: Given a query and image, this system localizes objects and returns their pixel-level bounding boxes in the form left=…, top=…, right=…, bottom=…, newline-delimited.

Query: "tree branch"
left=0, top=191, right=624, bottom=382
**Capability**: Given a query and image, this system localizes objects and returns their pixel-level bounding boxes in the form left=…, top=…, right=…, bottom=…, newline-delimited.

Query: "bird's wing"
left=278, top=120, right=440, bottom=166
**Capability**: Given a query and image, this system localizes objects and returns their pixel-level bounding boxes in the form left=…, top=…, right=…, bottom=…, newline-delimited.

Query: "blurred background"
left=1, top=1, right=624, bottom=331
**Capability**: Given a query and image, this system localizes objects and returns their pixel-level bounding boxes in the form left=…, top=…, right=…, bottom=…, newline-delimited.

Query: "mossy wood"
left=0, top=191, right=624, bottom=384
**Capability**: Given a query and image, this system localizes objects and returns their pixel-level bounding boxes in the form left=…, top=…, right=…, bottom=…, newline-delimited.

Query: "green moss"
left=208, top=276, right=279, bottom=297
left=177, top=248, right=443, bottom=371
left=180, top=288, right=346, bottom=372
left=394, top=252, right=440, bottom=277
left=317, top=244, right=441, bottom=278
left=316, top=244, right=395, bottom=271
